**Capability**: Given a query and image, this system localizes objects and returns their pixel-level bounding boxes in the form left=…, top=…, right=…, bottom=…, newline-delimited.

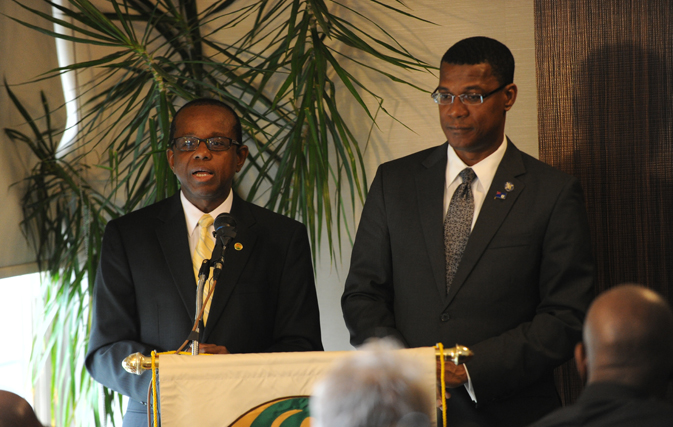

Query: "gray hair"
left=310, top=338, right=432, bottom=427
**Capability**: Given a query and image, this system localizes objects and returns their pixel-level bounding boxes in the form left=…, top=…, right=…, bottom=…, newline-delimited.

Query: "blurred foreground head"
left=577, top=284, right=673, bottom=397
left=310, top=338, right=432, bottom=427
left=0, top=390, right=43, bottom=427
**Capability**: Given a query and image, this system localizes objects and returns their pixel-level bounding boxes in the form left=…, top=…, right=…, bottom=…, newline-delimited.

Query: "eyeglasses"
left=431, top=84, right=508, bottom=106
left=172, top=136, right=241, bottom=152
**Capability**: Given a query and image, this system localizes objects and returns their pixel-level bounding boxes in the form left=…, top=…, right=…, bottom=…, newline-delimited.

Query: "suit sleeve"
left=85, top=221, right=154, bottom=403
left=265, top=223, right=323, bottom=352
left=342, top=167, right=408, bottom=346
left=466, top=177, right=594, bottom=402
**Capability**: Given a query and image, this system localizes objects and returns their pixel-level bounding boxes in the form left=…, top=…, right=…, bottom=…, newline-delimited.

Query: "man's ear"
left=503, top=83, right=517, bottom=111
left=575, top=342, right=588, bottom=386
left=235, top=145, right=249, bottom=172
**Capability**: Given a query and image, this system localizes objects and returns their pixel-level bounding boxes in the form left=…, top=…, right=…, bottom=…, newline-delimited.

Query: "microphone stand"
left=188, top=214, right=237, bottom=356
left=191, top=259, right=212, bottom=355
left=190, top=233, right=228, bottom=356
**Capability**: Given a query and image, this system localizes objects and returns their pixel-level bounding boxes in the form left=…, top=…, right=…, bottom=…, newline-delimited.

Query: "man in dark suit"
left=529, top=284, right=673, bottom=427
left=341, top=36, right=594, bottom=426
left=85, top=98, right=323, bottom=427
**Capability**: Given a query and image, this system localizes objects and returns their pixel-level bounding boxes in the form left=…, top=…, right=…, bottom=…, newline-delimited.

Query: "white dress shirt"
left=180, top=190, right=234, bottom=260
left=444, top=134, right=508, bottom=225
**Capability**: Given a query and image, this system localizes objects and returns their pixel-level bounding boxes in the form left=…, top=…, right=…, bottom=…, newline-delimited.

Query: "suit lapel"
left=445, top=140, right=527, bottom=306
left=203, top=193, right=257, bottom=340
left=156, top=194, right=197, bottom=320
left=416, top=143, right=451, bottom=300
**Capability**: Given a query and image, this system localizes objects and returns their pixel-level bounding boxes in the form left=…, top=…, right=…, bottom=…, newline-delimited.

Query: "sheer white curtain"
left=52, top=0, right=80, bottom=157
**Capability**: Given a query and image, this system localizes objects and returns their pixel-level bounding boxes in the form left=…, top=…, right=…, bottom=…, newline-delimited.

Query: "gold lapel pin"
left=504, top=182, right=514, bottom=192
left=234, top=242, right=243, bottom=251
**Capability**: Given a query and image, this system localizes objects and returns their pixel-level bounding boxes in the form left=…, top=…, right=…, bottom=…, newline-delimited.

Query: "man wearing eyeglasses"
left=86, top=98, right=323, bottom=427
left=342, top=37, right=594, bottom=426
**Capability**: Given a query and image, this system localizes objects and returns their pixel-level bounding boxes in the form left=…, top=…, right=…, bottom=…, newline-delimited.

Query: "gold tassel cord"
left=437, top=343, right=447, bottom=427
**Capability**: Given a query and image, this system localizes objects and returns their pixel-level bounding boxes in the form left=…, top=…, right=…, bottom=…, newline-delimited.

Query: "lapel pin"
left=504, top=182, right=514, bottom=192
left=495, top=191, right=507, bottom=200
left=234, top=242, right=243, bottom=251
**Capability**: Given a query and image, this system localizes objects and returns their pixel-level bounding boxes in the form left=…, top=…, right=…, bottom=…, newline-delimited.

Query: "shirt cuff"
left=463, top=364, right=477, bottom=402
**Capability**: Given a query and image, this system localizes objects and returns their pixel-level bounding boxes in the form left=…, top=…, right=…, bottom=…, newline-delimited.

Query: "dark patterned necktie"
left=444, top=168, right=476, bottom=294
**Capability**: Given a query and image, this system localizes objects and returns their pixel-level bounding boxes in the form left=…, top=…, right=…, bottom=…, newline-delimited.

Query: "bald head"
left=578, top=284, right=673, bottom=395
left=0, top=391, right=43, bottom=427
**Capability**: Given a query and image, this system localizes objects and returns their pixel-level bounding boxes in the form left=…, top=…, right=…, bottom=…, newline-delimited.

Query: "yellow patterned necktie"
left=193, top=214, right=215, bottom=324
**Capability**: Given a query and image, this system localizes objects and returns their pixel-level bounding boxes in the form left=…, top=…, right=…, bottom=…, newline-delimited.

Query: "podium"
left=124, top=347, right=457, bottom=427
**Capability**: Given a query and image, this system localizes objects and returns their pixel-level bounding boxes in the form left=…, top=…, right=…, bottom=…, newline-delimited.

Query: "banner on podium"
left=158, top=348, right=436, bottom=427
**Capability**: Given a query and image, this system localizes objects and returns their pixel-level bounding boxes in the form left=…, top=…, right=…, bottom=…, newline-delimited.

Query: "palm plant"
left=6, top=0, right=432, bottom=424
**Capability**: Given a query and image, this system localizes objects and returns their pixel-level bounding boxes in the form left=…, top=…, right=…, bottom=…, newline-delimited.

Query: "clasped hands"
left=436, top=359, right=468, bottom=404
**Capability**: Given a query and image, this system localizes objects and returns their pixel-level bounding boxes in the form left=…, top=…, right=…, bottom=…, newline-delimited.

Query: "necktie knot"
left=199, top=214, right=214, bottom=229
left=459, top=168, right=476, bottom=185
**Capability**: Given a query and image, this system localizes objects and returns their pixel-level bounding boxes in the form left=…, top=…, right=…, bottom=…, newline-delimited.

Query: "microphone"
left=214, top=213, right=237, bottom=248
left=210, top=213, right=237, bottom=281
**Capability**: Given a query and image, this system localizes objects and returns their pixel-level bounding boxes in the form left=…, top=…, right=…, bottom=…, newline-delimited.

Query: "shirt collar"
left=180, top=190, right=234, bottom=234
left=446, top=135, right=508, bottom=191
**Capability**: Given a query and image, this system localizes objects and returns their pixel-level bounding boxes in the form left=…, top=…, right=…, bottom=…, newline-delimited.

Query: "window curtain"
left=534, top=0, right=673, bottom=404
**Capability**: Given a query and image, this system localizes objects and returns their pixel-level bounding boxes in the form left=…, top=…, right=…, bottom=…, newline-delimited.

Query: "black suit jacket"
left=85, top=193, right=322, bottom=424
left=528, top=383, right=673, bottom=427
left=342, top=140, right=594, bottom=426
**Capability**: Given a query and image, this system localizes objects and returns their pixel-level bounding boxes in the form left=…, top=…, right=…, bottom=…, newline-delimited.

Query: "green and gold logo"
left=229, top=396, right=311, bottom=427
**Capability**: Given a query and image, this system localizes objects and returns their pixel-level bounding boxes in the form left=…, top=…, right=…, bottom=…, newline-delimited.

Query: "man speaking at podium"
left=85, top=98, right=323, bottom=426
left=342, top=37, right=594, bottom=426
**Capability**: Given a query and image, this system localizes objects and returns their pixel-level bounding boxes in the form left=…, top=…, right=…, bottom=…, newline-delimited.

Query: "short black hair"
left=441, top=36, right=515, bottom=86
left=169, top=98, right=243, bottom=144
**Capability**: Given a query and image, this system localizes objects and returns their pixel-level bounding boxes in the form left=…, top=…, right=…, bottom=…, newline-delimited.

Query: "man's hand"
left=198, top=343, right=230, bottom=354
left=436, top=384, right=451, bottom=407
left=435, top=359, right=468, bottom=408
left=436, top=359, right=468, bottom=388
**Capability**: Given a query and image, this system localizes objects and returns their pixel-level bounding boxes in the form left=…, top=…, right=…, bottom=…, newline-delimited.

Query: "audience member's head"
left=310, top=338, right=432, bottom=427
left=0, top=390, right=43, bottom=427
left=576, top=284, right=673, bottom=397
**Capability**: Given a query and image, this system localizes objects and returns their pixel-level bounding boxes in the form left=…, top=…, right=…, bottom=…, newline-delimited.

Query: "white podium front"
left=157, top=348, right=437, bottom=427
